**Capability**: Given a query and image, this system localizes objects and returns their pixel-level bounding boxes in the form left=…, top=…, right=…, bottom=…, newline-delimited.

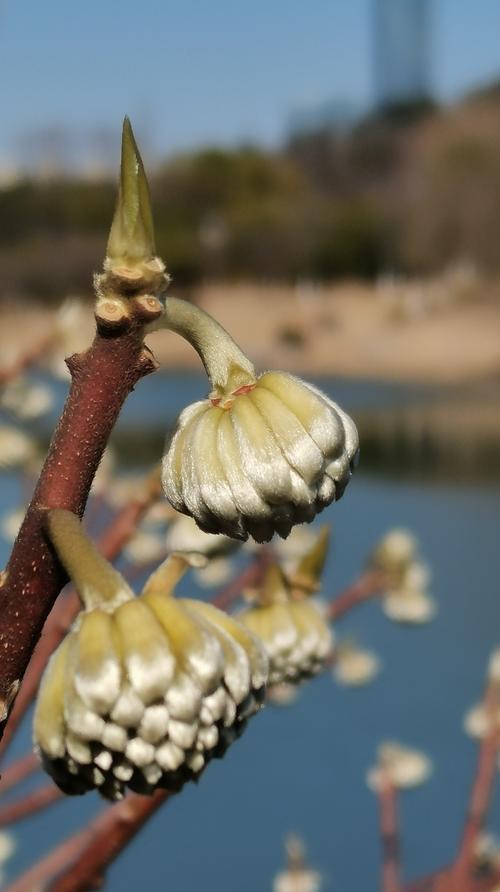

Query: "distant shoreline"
left=2, top=281, right=500, bottom=386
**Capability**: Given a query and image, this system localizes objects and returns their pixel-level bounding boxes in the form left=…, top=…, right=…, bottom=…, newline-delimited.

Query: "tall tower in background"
left=374, top=0, right=432, bottom=108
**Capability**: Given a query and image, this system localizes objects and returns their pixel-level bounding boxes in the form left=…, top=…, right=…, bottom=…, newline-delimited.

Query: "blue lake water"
left=1, top=371, right=500, bottom=891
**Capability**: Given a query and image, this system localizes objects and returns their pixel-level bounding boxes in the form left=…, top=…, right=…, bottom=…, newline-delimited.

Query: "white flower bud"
left=34, top=511, right=268, bottom=800
left=382, top=559, right=435, bottom=625
left=273, top=836, right=322, bottom=892
left=333, top=643, right=380, bottom=687
left=370, top=529, right=418, bottom=582
left=0, top=425, right=37, bottom=469
left=382, top=589, right=435, bottom=624
left=488, top=648, right=500, bottom=684
left=159, top=299, right=358, bottom=543
left=0, top=377, right=53, bottom=420
left=366, top=742, right=432, bottom=791
left=238, top=546, right=333, bottom=687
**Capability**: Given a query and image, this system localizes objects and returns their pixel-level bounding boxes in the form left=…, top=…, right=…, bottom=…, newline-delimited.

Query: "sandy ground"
left=2, top=282, right=500, bottom=385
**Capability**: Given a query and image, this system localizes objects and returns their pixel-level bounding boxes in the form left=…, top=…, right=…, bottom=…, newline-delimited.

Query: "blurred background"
left=1, top=1, right=500, bottom=890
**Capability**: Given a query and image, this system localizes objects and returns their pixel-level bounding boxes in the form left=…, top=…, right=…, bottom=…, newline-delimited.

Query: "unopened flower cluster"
left=370, top=528, right=435, bottom=624
left=239, top=528, right=334, bottom=685
left=34, top=511, right=267, bottom=800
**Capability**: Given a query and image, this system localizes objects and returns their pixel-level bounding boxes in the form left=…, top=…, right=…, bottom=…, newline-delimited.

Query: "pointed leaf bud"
left=107, top=117, right=155, bottom=265
left=291, top=525, right=330, bottom=594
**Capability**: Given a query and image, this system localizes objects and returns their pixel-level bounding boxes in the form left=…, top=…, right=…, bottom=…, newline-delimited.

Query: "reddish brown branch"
left=0, top=791, right=171, bottom=892
left=0, top=324, right=158, bottom=739
left=3, top=817, right=97, bottom=892
left=0, top=468, right=161, bottom=761
left=213, top=548, right=273, bottom=611
left=379, top=778, right=402, bottom=892
left=0, top=782, right=63, bottom=826
left=327, top=569, right=385, bottom=621
left=449, top=684, right=500, bottom=888
left=0, top=751, right=39, bottom=795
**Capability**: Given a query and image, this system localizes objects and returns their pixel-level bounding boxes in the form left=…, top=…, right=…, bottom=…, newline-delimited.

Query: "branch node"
left=94, top=298, right=132, bottom=334
left=65, top=352, right=87, bottom=379
left=0, top=680, right=20, bottom=723
left=138, top=346, right=160, bottom=377
left=132, top=295, right=164, bottom=323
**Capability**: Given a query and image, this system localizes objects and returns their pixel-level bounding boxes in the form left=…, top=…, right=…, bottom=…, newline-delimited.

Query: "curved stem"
left=46, top=510, right=133, bottom=611
left=160, top=297, right=256, bottom=396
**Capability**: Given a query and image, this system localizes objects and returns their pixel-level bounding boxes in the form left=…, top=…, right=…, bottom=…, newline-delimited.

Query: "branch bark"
left=379, top=778, right=402, bottom=892
left=327, top=569, right=385, bottom=621
left=0, top=782, right=63, bottom=826
left=0, top=325, right=158, bottom=741
left=449, top=683, right=500, bottom=888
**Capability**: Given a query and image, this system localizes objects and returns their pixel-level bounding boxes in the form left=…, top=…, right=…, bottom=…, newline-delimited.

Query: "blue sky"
left=2, top=0, right=500, bottom=166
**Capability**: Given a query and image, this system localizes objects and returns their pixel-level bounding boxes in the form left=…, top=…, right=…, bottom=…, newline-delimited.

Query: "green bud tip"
left=295, top=524, right=330, bottom=588
left=259, top=564, right=289, bottom=605
left=107, top=117, right=156, bottom=264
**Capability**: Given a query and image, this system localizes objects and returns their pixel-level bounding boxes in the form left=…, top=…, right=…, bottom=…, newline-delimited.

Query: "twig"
left=0, top=751, right=39, bottom=795
left=449, top=683, right=500, bottom=888
left=327, top=569, right=385, bottom=621
left=212, top=548, right=273, bottom=611
left=0, top=468, right=161, bottom=761
left=379, top=776, right=402, bottom=892
left=0, top=791, right=171, bottom=892
left=0, top=323, right=159, bottom=741
left=0, top=782, right=63, bottom=826
left=2, top=817, right=97, bottom=892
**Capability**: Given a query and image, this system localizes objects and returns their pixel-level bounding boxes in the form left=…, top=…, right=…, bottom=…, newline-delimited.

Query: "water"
left=1, top=372, right=500, bottom=891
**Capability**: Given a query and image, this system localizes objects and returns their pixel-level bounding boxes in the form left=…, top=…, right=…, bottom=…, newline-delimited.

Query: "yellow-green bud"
left=238, top=559, right=333, bottom=686
left=33, top=512, right=268, bottom=799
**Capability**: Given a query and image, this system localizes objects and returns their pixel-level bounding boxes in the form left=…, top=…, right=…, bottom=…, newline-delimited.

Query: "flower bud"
left=369, top=528, right=418, bottom=584
left=273, top=835, right=322, bottom=892
left=382, top=560, right=435, bottom=624
left=161, top=301, right=358, bottom=543
left=366, top=741, right=432, bottom=791
left=238, top=529, right=333, bottom=685
left=34, top=510, right=268, bottom=800
left=333, top=642, right=380, bottom=687
left=0, top=426, right=37, bottom=469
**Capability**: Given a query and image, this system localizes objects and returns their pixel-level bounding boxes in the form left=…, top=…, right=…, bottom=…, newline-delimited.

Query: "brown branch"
left=327, top=569, right=385, bottom=622
left=0, top=791, right=171, bottom=892
left=0, top=322, right=158, bottom=740
left=379, top=778, right=402, bottom=892
left=212, top=548, right=273, bottom=611
left=0, top=330, right=56, bottom=387
left=0, top=751, right=39, bottom=796
left=0, top=468, right=161, bottom=761
left=0, top=782, right=63, bottom=826
left=2, top=817, right=97, bottom=892
left=448, top=683, right=500, bottom=889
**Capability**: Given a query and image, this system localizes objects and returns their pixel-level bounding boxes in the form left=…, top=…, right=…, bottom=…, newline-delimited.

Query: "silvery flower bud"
left=366, top=742, right=432, bottom=791
left=238, top=528, right=334, bottom=685
left=160, top=299, right=358, bottom=543
left=333, top=642, right=380, bottom=687
left=34, top=511, right=268, bottom=800
left=273, top=836, right=322, bottom=892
